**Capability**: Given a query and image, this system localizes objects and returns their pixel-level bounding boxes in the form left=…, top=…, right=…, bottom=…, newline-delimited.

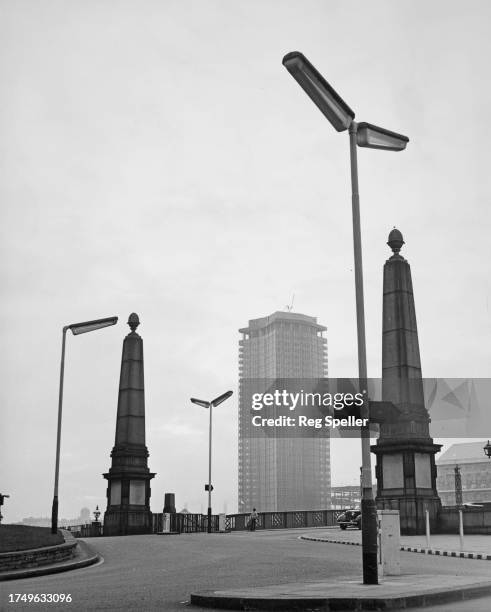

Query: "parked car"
left=337, top=509, right=361, bottom=530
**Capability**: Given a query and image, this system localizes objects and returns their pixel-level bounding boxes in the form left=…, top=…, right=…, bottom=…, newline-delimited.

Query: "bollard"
left=377, top=515, right=383, bottom=577
left=459, top=509, right=464, bottom=551
left=425, top=509, right=431, bottom=550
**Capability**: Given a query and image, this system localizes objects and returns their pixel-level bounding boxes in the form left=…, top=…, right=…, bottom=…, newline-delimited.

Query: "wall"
left=0, top=531, right=77, bottom=571
left=438, top=504, right=491, bottom=534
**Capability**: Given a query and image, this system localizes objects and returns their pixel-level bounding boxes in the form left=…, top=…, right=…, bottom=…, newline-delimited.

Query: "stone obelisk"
left=371, top=229, right=441, bottom=535
left=103, top=313, right=155, bottom=535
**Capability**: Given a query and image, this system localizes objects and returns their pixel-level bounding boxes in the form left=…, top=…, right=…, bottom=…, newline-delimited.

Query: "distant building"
left=17, top=507, right=95, bottom=528
left=80, top=507, right=91, bottom=522
left=331, top=485, right=361, bottom=509
left=15, top=517, right=51, bottom=527
left=437, top=441, right=491, bottom=505
left=238, top=311, right=330, bottom=513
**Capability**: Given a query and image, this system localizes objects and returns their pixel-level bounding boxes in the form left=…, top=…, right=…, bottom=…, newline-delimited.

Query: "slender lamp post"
left=282, top=51, right=409, bottom=585
left=484, top=441, right=491, bottom=459
left=454, top=464, right=463, bottom=507
left=51, top=316, right=118, bottom=534
left=191, top=390, right=233, bottom=533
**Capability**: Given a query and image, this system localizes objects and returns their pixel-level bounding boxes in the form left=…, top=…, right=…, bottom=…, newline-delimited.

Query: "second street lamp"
left=283, top=51, right=409, bottom=585
left=51, top=316, right=118, bottom=534
left=191, top=390, right=233, bottom=533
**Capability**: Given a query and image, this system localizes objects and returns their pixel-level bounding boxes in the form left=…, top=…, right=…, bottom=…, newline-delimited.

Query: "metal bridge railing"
left=227, top=509, right=340, bottom=531
left=151, top=509, right=340, bottom=533
left=69, top=509, right=339, bottom=537
left=67, top=523, right=103, bottom=537
left=152, top=513, right=220, bottom=534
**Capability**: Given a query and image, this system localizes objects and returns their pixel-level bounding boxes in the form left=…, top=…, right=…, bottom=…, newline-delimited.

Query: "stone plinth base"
left=372, top=440, right=442, bottom=535
left=103, top=508, right=153, bottom=536
left=376, top=495, right=441, bottom=535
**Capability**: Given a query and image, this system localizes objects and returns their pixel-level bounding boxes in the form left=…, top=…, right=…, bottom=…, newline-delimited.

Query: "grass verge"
left=0, top=525, right=64, bottom=553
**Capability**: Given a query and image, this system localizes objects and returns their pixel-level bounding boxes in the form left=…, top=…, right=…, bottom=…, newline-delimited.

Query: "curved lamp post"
left=191, top=390, right=233, bottom=533
left=282, top=51, right=409, bottom=585
left=51, top=316, right=118, bottom=534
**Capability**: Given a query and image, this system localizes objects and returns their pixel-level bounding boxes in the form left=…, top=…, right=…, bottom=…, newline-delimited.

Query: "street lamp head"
left=191, top=398, right=210, bottom=409
left=484, top=440, right=491, bottom=459
left=282, top=51, right=355, bottom=132
left=211, top=390, right=233, bottom=407
left=356, top=122, right=409, bottom=151
left=68, top=316, right=118, bottom=335
left=191, top=391, right=233, bottom=409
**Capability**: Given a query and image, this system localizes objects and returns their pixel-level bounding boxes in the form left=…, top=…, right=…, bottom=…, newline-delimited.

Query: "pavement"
left=2, top=529, right=491, bottom=611
left=191, top=574, right=491, bottom=610
left=301, top=528, right=491, bottom=560
left=191, top=530, right=491, bottom=610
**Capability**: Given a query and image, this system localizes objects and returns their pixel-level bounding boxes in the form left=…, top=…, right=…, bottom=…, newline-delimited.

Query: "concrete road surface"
left=2, top=528, right=491, bottom=611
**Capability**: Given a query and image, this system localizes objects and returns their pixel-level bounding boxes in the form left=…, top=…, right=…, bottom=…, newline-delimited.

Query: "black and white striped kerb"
left=299, top=535, right=491, bottom=560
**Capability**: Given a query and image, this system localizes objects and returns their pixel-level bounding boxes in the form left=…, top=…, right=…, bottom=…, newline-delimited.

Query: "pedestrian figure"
left=248, top=508, right=258, bottom=531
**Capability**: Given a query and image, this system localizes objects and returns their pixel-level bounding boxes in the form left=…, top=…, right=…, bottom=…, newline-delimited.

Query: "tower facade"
left=103, top=313, right=155, bottom=535
left=371, top=230, right=441, bottom=535
left=238, top=311, right=330, bottom=513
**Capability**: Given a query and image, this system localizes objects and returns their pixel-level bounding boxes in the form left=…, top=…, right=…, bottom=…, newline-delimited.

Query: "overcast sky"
left=2, top=0, right=490, bottom=523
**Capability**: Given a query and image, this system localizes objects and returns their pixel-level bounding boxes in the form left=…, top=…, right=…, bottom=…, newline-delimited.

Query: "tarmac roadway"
left=3, top=528, right=491, bottom=611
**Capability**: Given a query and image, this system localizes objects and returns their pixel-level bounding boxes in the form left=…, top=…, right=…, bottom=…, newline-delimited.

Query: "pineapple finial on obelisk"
left=371, top=230, right=441, bottom=535
left=128, top=312, right=140, bottom=332
left=103, top=313, right=155, bottom=535
left=381, top=228, right=428, bottom=419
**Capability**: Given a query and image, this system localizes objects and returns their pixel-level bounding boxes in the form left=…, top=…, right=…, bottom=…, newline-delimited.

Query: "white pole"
left=425, top=509, right=431, bottom=550
left=459, top=509, right=464, bottom=551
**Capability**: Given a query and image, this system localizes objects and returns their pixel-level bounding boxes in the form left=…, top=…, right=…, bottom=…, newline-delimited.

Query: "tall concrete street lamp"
left=191, top=390, right=233, bottom=533
left=282, top=51, right=409, bottom=585
left=51, top=316, right=118, bottom=534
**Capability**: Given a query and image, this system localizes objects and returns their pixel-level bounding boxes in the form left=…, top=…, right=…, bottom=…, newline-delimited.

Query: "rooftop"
left=239, top=311, right=326, bottom=334
left=437, top=441, right=490, bottom=465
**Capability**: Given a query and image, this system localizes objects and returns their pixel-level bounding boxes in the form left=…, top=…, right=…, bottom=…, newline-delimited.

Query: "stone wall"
left=0, top=530, right=77, bottom=571
left=438, top=505, right=491, bottom=534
